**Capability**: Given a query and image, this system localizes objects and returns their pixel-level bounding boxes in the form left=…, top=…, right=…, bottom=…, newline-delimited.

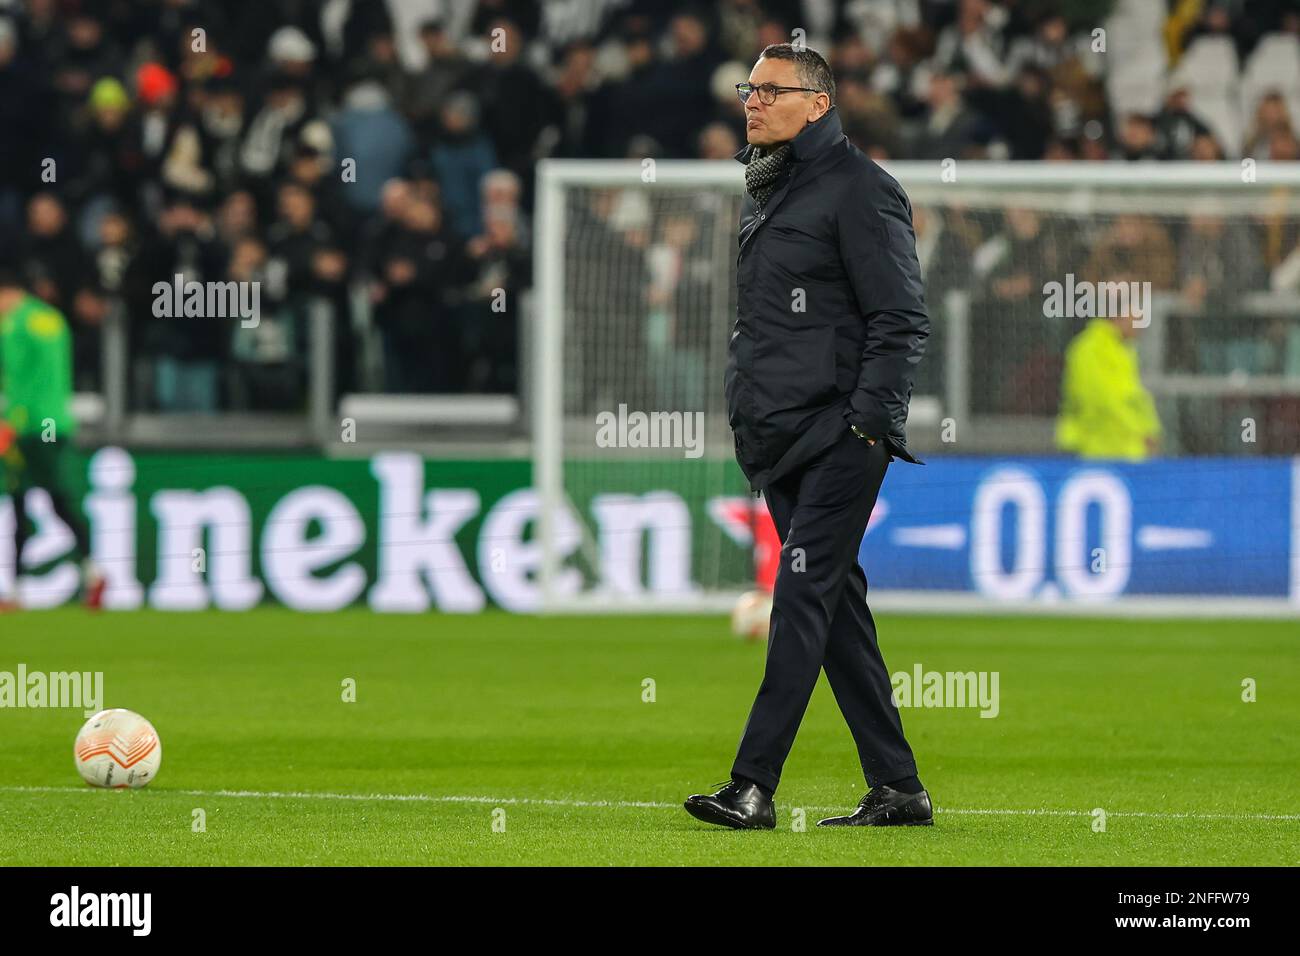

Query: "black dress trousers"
left=730, top=426, right=918, bottom=794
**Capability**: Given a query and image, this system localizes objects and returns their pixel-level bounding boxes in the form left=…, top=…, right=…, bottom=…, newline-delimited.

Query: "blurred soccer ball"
left=74, top=709, right=162, bottom=789
left=730, top=590, right=773, bottom=640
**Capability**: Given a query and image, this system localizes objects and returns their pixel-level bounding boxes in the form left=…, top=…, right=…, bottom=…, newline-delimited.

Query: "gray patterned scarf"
left=745, top=142, right=794, bottom=211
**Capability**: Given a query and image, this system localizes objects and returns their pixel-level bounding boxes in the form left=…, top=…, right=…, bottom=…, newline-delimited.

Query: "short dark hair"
left=757, top=43, right=835, bottom=106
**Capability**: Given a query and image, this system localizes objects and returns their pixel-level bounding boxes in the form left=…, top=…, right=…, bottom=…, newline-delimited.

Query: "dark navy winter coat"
left=725, top=106, right=929, bottom=491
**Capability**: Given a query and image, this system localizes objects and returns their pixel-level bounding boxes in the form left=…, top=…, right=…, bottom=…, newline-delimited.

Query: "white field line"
left=3, top=785, right=1298, bottom=821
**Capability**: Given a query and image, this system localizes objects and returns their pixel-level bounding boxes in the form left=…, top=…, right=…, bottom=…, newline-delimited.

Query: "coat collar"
left=733, top=105, right=844, bottom=165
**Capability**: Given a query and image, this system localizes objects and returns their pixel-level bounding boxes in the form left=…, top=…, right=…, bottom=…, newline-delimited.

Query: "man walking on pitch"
left=684, top=45, right=931, bottom=828
left=0, top=264, right=104, bottom=611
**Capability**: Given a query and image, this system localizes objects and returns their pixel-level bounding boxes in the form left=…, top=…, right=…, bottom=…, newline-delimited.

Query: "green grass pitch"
left=0, top=608, right=1296, bottom=866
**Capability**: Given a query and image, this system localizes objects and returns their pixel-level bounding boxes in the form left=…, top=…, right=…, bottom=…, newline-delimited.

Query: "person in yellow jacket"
left=1056, top=312, right=1162, bottom=460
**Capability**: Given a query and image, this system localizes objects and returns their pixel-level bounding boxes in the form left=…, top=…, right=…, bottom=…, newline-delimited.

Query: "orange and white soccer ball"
left=74, top=709, right=162, bottom=789
left=730, top=590, right=773, bottom=641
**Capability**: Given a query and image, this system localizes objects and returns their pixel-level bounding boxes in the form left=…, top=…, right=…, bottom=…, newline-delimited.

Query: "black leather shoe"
left=684, top=779, right=776, bottom=830
left=816, top=785, right=934, bottom=826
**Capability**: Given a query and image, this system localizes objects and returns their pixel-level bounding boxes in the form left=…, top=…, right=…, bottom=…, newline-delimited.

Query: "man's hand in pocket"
left=849, top=423, right=876, bottom=446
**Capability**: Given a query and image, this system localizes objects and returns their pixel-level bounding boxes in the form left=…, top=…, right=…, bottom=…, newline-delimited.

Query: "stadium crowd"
left=0, top=0, right=1298, bottom=432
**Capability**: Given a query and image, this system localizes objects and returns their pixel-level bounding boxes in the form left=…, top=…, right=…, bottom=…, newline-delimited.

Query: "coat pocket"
left=751, top=324, right=838, bottom=410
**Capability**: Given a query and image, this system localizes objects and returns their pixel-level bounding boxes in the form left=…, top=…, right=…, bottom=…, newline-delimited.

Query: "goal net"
left=534, top=160, right=1300, bottom=613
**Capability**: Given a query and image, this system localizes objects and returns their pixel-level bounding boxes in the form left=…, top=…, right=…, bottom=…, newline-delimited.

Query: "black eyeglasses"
left=736, top=82, right=822, bottom=106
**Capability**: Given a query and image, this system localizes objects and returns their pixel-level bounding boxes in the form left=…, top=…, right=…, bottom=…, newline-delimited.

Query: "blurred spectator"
left=836, top=72, right=904, bottom=157
left=90, top=210, right=138, bottom=303
left=1265, top=130, right=1299, bottom=161
left=265, top=180, right=355, bottom=398
left=346, top=25, right=406, bottom=95
left=698, top=121, right=741, bottom=160
left=971, top=206, right=1084, bottom=413
left=134, top=62, right=181, bottom=177
left=52, top=12, right=124, bottom=113
left=227, top=235, right=289, bottom=409
left=911, top=72, right=983, bottom=158
left=1154, top=83, right=1213, bottom=159
left=1006, top=12, right=1085, bottom=75
left=1244, top=90, right=1295, bottom=157
left=403, top=18, right=474, bottom=129
left=285, top=144, right=351, bottom=234
left=1057, top=311, right=1162, bottom=461
left=598, top=18, right=661, bottom=158
left=132, top=194, right=224, bottom=412
left=430, top=92, right=498, bottom=240
left=331, top=79, right=413, bottom=216
left=645, top=211, right=712, bottom=411
left=369, top=194, right=471, bottom=392
left=215, top=190, right=258, bottom=246
left=481, top=168, right=530, bottom=237
left=1084, top=214, right=1177, bottom=290
left=474, top=17, right=549, bottom=192
left=20, top=192, right=103, bottom=389
left=642, top=10, right=722, bottom=158
left=932, top=0, right=1011, bottom=90
left=163, top=75, right=246, bottom=199
left=68, top=78, right=149, bottom=210
left=266, top=26, right=326, bottom=101
left=1179, top=204, right=1268, bottom=312
left=1116, top=113, right=1160, bottom=161
left=999, top=65, right=1054, bottom=158
left=716, top=0, right=767, bottom=62
left=540, top=40, right=601, bottom=159
left=1167, top=203, right=1269, bottom=380
left=240, top=71, right=332, bottom=207
left=1188, top=130, right=1226, bottom=160
left=461, top=203, right=530, bottom=392
left=20, top=193, right=87, bottom=315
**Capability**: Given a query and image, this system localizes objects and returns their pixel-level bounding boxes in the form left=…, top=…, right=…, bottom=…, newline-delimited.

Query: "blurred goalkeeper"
left=0, top=263, right=104, bottom=611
